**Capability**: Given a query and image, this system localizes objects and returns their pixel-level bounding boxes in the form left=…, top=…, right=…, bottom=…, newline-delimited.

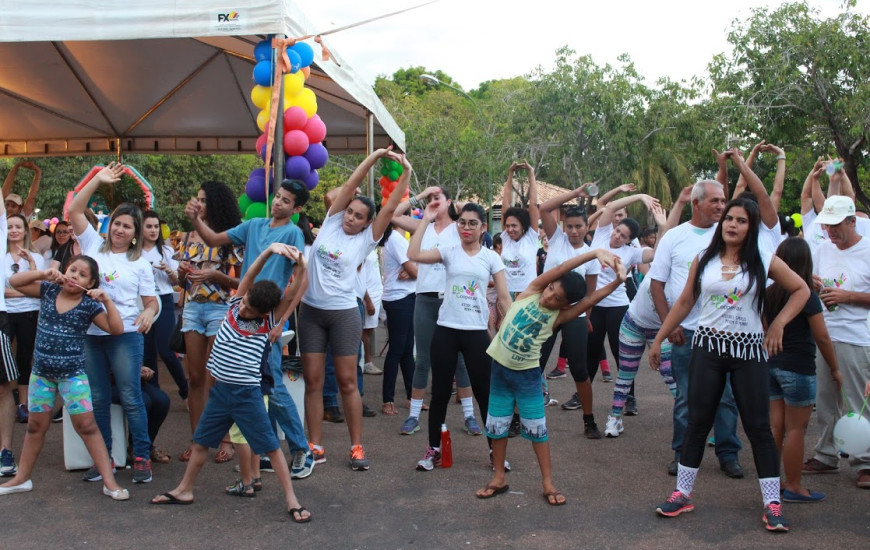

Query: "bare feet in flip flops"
left=151, top=491, right=194, bottom=505
left=542, top=486, right=566, bottom=506
left=288, top=506, right=312, bottom=523
left=475, top=482, right=509, bottom=499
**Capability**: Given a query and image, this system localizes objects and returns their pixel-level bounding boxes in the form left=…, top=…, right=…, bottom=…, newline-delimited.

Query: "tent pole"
left=273, top=41, right=285, bottom=196
left=366, top=110, right=374, bottom=200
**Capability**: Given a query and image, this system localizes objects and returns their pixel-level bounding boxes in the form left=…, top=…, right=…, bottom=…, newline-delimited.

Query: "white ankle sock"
left=409, top=398, right=423, bottom=419
left=460, top=397, right=474, bottom=418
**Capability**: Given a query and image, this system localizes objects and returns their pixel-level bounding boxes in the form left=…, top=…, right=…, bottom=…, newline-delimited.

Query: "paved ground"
left=4, top=327, right=869, bottom=549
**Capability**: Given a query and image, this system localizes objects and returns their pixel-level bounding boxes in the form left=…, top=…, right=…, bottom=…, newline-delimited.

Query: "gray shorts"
left=298, top=303, right=362, bottom=356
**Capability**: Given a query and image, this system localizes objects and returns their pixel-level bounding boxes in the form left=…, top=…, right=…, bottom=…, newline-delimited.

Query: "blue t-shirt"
left=226, top=218, right=304, bottom=285
left=33, top=282, right=105, bottom=379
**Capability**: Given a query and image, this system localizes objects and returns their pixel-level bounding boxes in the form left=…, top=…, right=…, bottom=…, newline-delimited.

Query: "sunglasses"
left=10, top=264, right=19, bottom=274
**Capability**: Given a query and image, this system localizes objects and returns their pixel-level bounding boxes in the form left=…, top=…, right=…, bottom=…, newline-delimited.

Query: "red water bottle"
left=440, top=424, right=453, bottom=468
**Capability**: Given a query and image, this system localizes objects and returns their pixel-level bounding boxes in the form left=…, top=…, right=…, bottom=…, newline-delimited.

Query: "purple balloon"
left=303, top=143, right=329, bottom=170
left=303, top=169, right=319, bottom=190
left=245, top=176, right=268, bottom=202
left=285, top=155, right=311, bottom=180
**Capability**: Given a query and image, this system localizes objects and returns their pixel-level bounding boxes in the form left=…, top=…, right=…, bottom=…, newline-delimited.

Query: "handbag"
left=169, top=311, right=186, bottom=354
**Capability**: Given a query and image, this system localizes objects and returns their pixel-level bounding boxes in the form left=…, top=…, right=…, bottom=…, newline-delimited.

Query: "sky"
left=304, top=0, right=869, bottom=91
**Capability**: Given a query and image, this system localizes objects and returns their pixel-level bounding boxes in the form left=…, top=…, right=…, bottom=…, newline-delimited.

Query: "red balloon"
left=283, top=106, right=308, bottom=131
left=255, top=133, right=267, bottom=154
left=379, top=176, right=391, bottom=188
left=283, top=130, right=309, bottom=156
left=303, top=115, right=327, bottom=143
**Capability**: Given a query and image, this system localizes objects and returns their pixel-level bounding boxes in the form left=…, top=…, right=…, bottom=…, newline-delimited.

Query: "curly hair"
left=200, top=181, right=242, bottom=233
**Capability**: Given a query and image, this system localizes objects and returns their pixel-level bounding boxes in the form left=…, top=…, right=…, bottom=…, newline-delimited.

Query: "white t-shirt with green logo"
left=437, top=245, right=504, bottom=331
left=696, top=251, right=771, bottom=336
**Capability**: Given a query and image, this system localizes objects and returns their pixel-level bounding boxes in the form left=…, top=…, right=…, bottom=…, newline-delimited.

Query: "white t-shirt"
left=543, top=227, right=601, bottom=317
left=303, top=210, right=378, bottom=310
left=813, top=237, right=870, bottom=346
left=759, top=221, right=786, bottom=256
left=77, top=224, right=157, bottom=335
left=806, top=215, right=870, bottom=255
left=437, top=245, right=504, bottom=330
left=590, top=224, right=646, bottom=307
left=382, top=232, right=416, bottom=302
left=5, top=252, right=46, bottom=313
left=647, top=222, right=717, bottom=331
left=500, top=226, right=539, bottom=293
left=141, top=245, right=179, bottom=296
left=696, top=251, right=771, bottom=335
left=414, top=222, right=460, bottom=294
left=361, top=249, right=382, bottom=303
left=626, top=274, right=662, bottom=330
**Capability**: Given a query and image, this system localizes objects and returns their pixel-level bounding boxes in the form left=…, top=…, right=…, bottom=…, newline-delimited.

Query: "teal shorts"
left=28, top=373, right=94, bottom=416
left=485, top=361, right=548, bottom=442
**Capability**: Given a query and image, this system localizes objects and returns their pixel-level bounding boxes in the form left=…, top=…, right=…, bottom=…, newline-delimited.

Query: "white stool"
left=63, top=404, right=128, bottom=470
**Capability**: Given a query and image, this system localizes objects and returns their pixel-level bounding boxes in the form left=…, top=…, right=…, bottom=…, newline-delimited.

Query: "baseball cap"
left=815, top=195, right=856, bottom=226
left=29, top=220, right=47, bottom=232
left=5, top=193, right=23, bottom=206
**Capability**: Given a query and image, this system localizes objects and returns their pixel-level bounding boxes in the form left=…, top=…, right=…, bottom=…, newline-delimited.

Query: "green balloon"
left=246, top=202, right=268, bottom=219
left=238, top=194, right=253, bottom=213
left=387, top=170, right=401, bottom=181
left=291, top=212, right=300, bottom=224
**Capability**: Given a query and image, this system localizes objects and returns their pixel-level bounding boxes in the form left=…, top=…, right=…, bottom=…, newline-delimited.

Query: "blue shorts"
left=182, top=300, right=229, bottom=337
left=193, top=381, right=278, bottom=456
left=769, top=367, right=816, bottom=407
left=485, top=361, right=547, bottom=442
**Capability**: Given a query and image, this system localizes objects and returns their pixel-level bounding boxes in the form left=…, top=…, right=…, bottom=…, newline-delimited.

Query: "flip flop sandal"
left=225, top=479, right=256, bottom=498
left=543, top=490, right=567, bottom=506
left=252, top=477, right=263, bottom=492
left=476, top=484, right=509, bottom=499
left=289, top=506, right=312, bottom=523
left=214, top=441, right=235, bottom=464
left=178, top=447, right=193, bottom=463
left=151, top=492, right=194, bottom=505
left=381, top=402, right=399, bottom=416
left=150, top=447, right=171, bottom=464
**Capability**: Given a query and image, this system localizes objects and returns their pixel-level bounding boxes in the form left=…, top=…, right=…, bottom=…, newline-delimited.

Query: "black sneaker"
left=624, top=395, right=638, bottom=416
left=52, top=408, right=64, bottom=423
left=323, top=406, right=345, bottom=423
left=668, top=459, right=679, bottom=476
left=561, top=392, right=582, bottom=411
left=362, top=404, right=377, bottom=418
left=584, top=422, right=602, bottom=439
left=546, top=368, right=567, bottom=379
left=259, top=456, right=275, bottom=472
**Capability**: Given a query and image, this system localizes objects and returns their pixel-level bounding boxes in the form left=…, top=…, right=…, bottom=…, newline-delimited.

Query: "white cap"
left=815, top=196, right=856, bottom=226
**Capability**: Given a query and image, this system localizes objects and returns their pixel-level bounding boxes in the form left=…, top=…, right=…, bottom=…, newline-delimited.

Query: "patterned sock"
left=556, top=357, right=567, bottom=370
left=409, top=399, right=423, bottom=420
left=461, top=397, right=474, bottom=418
left=676, top=464, right=699, bottom=497
left=759, top=477, right=781, bottom=506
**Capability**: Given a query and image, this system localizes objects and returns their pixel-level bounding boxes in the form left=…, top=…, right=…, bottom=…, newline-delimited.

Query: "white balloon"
left=833, top=413, right=870, bottom=456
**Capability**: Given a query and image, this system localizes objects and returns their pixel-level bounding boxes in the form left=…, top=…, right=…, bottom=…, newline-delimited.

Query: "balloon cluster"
left=39, top=217, right=60, bottom=234
left=378, top=158, right=408, bottom=207
left=242, top=38, right=328, bottom=221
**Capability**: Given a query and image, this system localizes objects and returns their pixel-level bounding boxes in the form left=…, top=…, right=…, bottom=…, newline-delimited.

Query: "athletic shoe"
left=584, top=422, right=602, bottom=439
left=656, top=491, right=694, bottom=517
left=363, top=362, right=383, bottom=375
left=489, top=450, right=512, bottom=472
left=0, top=449, right=17, bottom=477
left=604, top=415, right=624, bottom=438
left=0, top=479, right=32, bottom=495
left=132, top=457, right=153, bottom=483
left=624, top=396, right=638, bottom=416
left=362, top=404, right=377, bottom=418
left=82, top=460, right=115, bottom=482
left=781, top=488, right=825, bottom=503
left=259, top=456, right=275, bottom=472
left=102, top=486, right=131, bottom=501
left=416, top=447, right=441, bottom=471
left=667, top=460, right=679, bottom=476
left=561, top=392, right=582, bottom=411
left=546, top=368, right=567, bottom=379
left=707, top=436, right=716, bottom=447
left=400, top=416, right=420, bottom=435
left=720, top=461, right=745, bottom=479
left=762, top=503, right=789, bottom=532
left=801, top=458, right=838, bottom=474
left=308, top=444, right=326, bottom=464
left=15, top=403, right=28, bottom=424
left=600, top=360, right=612, bottom=382
left=464, top=416, right=483, bottom=436
left=51, top=408, right=64, bottom=423
left=350, top=445, right=370, bottom=471
left=323, top=406, right=345, bottom=423
left=290, top=450, right=315, bottom=480
left=601, top=372, right=613, bottom=382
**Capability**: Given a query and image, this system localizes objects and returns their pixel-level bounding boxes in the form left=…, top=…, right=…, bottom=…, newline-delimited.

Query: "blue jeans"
left=670, top=329, right=741, bottom=464
left=144, top=294, right=189, bottom=399
left=85, top=332, right=151, bottom=459
left=267, top=343, right=308, bottom=454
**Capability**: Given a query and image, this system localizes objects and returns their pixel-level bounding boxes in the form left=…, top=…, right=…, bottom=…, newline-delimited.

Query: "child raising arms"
left=0, top=255, right=128, bottom=500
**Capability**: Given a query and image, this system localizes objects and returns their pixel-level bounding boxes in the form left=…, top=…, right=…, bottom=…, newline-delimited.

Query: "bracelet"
left=776, top=154, right=786, bottom=161
left=409, top=196, right=419, bottom=208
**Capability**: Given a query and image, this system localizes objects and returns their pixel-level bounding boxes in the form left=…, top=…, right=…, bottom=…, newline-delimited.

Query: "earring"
left=132, top=238, right=137, bottom=245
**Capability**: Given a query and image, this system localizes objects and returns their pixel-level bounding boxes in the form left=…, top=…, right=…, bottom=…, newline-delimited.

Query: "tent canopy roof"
left=0, top=0, right=404, bottom=157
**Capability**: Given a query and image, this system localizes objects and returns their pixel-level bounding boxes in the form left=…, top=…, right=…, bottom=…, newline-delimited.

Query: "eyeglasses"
left=56, top=230, right=71, bottom=236
left=10, top=264, right=19, bottom=274
left=456, top=219, right=481, bottom=229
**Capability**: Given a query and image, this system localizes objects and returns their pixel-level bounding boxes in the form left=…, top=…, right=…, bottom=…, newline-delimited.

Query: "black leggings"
left=9, top=310, right=38, bottom=386
left=540, top=315, right=589, bottom=382
left=428, top=326, right=491, bottom=449
left=586, top=305, right=628, bottom=381
left=680, top=346, right=778, bottom=478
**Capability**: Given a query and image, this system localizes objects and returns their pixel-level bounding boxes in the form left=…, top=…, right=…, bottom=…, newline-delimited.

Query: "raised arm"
left=801, top=159, right=825, bottom=215
left=9, top=267, right=60, bottom=297
left=391, top=185, right=442, bottom=233
left=597, top=192, right=659, bottom=228
left=407, top=204, right=443, bottom=264
left=595, top=183, right=636, bottom=208
left=517, top=161, right=539, bottom=231
left=640, top=203, right=668, bottom=263
left=524, top=248, right=616, bottom=298
left=729, top=149, right=778, bottom=229
left=539, top=184, right=592, bottom=239
left=69, top=163, right=125, bottom=236
left=274, top=248, right=308, bottom=324
left=560, top=258, right=627, bottom=323
left=731, top=140, right=764, bottom=199
left=828, top=160, right=855, bottom=202
left=329, top=148, right=395, bottom=217
left=371, top=153, right=412, bottom=242
left=238, top=243, right=288, bottom=296
left=713, top=149, right=730, bottom=198
left=184, top=199, right=232, bottom=247
left=761, top=144, right=786, bottom=212
left=666, top=186, right=693, bottom=231
left=502, top=162, right=520, bottom=212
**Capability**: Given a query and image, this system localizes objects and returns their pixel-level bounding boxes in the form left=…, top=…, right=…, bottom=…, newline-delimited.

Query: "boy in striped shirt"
left=151, top=243, right=311, bottom=523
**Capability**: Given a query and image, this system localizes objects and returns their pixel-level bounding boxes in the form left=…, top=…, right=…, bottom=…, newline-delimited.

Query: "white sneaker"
left=0, top=479, right=33, bottom=495
left=363, top=362, right=383, bottom=375
left=604, top=415, right=624, bottom=438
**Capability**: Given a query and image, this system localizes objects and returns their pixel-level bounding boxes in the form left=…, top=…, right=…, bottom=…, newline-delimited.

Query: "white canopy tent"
left=0, top=0, right=404, bottom=158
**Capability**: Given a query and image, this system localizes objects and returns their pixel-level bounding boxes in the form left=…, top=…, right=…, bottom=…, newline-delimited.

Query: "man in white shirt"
left=805, top=196, right=870, bottom=488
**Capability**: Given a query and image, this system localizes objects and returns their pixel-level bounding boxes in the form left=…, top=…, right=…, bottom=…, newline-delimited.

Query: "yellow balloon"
left=283, top=72, right=304, bottom=97
left=161, top=223, right=171, bottom=240
left=289, top=87, right=318, bottom=118
left=250, top=85, right=271, bottom=109
left=256, top=109, right=269, bottom=132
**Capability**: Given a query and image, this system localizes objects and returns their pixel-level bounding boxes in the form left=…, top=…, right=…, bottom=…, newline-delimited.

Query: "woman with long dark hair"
left=764, top=237, right=841, bottom=502
left=176, top=181, right=242, bottom=464
left=649, top=197, right=809, bottom=532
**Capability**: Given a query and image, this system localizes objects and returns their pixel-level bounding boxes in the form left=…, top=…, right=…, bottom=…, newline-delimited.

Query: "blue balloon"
left=285, top=50, right=302, bottom=74
left=303, top=143, right=329, bottom=170
left=303, top=169, right=319, bottom=190
left=253, top=60, right=273, bottom=87
left=290, top=42, right=315, bottom=68
left=285, top=155, right=311, bottom=180
left=253, top=40, right=272, bottom=62
left=245, top=176, right=268, bottom=202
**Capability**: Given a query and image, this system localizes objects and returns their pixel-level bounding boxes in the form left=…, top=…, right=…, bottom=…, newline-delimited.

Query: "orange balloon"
left=301, top=67, right=311, bottom=80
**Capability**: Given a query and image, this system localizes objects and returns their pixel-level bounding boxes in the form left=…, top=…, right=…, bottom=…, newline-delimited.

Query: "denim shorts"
left=28, top=373, right=93, bottom=415
left=193, top=381, right=278, bottom=456
left=484, top=361, right=547, bottom=442
left=182, top=300, right=229, bottom=337
left=769, top=367, right=816, bottom=407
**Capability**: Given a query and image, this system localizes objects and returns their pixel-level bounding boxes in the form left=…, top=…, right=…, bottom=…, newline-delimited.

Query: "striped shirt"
left=206, top=296, right=274, bottom=386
